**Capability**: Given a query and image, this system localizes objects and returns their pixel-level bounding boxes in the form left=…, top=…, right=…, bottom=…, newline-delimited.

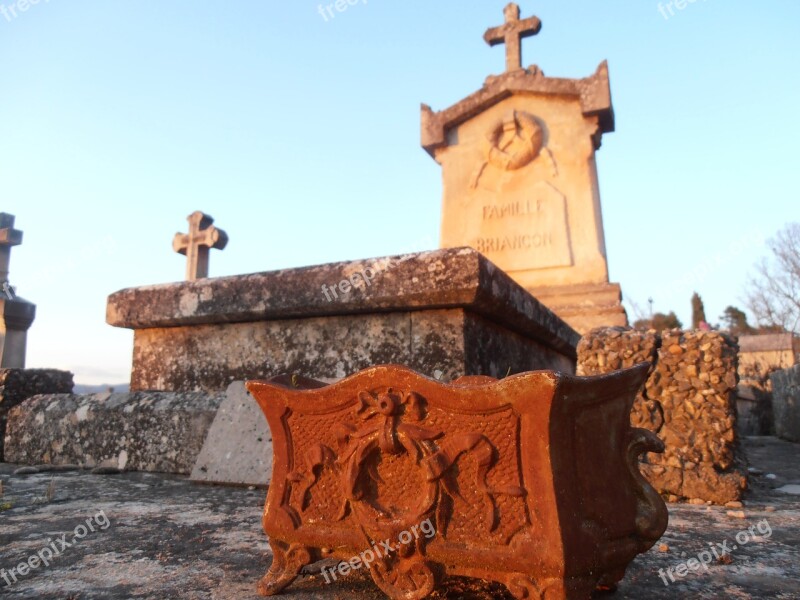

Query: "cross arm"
left=172, top=233, right=190, bottom=255
left=207, top=228, right=229, bottom=251
left=483, top=16, right=541, bottom=46
left=0, top=229, right=22, bottom=246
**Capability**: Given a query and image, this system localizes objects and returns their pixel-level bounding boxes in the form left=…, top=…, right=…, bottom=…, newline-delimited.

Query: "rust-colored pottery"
left=246, top=363, right=667, bottom=599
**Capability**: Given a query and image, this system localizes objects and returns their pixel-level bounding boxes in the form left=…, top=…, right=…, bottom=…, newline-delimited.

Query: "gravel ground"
left=1, top=436, right=798, bottom=600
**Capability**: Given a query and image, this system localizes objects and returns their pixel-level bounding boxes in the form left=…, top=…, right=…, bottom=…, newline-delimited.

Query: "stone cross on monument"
left=172, top=211, right=228, bottom=281
left=483, top=3, right=542, bottom=72
left=0, top=213, right=22, bottom=286
left=0, top=213, right=35, bottom=368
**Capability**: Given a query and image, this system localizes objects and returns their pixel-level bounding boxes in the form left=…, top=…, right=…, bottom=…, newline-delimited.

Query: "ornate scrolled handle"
left=626, top=428, right=669, bottom=547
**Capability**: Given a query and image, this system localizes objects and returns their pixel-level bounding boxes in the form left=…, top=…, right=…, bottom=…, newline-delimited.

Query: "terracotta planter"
left=247, top=363, right=667, bottom=599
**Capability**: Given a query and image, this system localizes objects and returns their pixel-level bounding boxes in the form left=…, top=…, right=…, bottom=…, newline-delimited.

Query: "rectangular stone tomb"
left=0, top=368, right=73, bottom=461
left=770, top=365, right=800, bottom=443
left=246, top=363, right=668, bottom=599
left=107, top=248, right=579, bottom=392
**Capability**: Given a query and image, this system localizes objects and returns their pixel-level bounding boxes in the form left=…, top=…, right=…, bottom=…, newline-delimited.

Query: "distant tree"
left=633, top=311, right=683, bottom=332
left=746, top=223, right=800, bottom=334
left=691, top=292, right=707, bottom=330
left=653, top=311, right=683, bottom=332
left=720, top=306, right=755, bottom=336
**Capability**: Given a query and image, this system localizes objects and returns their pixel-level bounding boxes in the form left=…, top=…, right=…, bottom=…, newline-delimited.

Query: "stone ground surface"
left=1, top=437, right=798, bottom=600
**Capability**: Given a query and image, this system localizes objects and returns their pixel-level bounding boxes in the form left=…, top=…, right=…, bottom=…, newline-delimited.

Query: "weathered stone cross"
left=0, top=213, right=33, bottom=368
left=172, top=211, right=228, bottom=281
left=0, top=213, right=23, bottom=285
left=484, top=3, right=542, bottom=73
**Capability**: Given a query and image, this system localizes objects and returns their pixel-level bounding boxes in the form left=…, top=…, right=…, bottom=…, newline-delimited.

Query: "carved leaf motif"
left=288, top=445, right=336, bottom=511
left=423, top=432, right=525, bottom=532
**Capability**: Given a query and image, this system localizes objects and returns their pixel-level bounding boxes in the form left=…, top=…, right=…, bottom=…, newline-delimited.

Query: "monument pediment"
left=422, top=61, right=615, bottom=157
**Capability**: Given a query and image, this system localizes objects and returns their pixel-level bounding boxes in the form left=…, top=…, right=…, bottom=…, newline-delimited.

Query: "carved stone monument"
left=422, top=3, right=627, bottom=333
left=173, top=211, right=228, bottom=281
left=0, top=213, right=35, bottom=368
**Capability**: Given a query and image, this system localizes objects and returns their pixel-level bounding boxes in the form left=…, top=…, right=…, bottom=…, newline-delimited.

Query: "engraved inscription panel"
left=469, top=180, right=573, bottom=271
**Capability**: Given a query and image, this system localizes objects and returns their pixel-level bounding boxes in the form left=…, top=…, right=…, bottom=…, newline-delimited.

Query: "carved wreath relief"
left=285, top=387, right=525, bottom=599
left=471, top=110, right=557, bottom=190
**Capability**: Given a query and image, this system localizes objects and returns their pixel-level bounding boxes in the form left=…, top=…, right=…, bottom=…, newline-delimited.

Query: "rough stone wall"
left=577, top=327, right=746, bottom=504
left=735, top=385, right=774, bottom=437
left=0, top=369, right=74, bottom=461
left=4, top=391, right=224, bottom=474
left=770, top=365, right=800, bottom=442
left=737, top=348, right=796, bottom=437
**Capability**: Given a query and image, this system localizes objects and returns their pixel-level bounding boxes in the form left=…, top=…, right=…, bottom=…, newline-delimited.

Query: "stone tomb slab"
left=190, top=381, right=273, bottom=487
left=4, top=390, right=224, bottom=474
left=107, top=247, right=580, bottom=392
left=0, top=368, right=73, bottom=461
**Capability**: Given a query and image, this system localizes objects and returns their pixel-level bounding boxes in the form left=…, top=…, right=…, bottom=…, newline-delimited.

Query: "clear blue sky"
left=2, top=1, right=797, bottom=384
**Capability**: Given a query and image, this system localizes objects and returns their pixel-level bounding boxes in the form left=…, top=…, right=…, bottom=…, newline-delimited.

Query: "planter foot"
left=258, top=541, right=312, bottom=596
left=505, top=575, right=603, bottom=599
left=368, top=556, right=436, bottom=600
left=505, top=575, right=570, bottom=600
left=596, top=567, right=625, bottom=591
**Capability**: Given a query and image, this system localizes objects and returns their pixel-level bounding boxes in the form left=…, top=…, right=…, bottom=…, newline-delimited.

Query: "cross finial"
left=484, top=3, right=542, bottom=73
left=172, top=211, right=228, bottom=281
left=0, top=213, right=23, bottom=285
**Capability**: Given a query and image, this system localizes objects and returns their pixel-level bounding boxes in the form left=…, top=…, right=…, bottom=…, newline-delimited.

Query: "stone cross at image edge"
left=0, top=212, right=35, bottom=368
left=172, top=211, right=228, bottom=281
left=484, top=3, right=542, bottom=73
left=0, top=212, right=23, bottom=286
